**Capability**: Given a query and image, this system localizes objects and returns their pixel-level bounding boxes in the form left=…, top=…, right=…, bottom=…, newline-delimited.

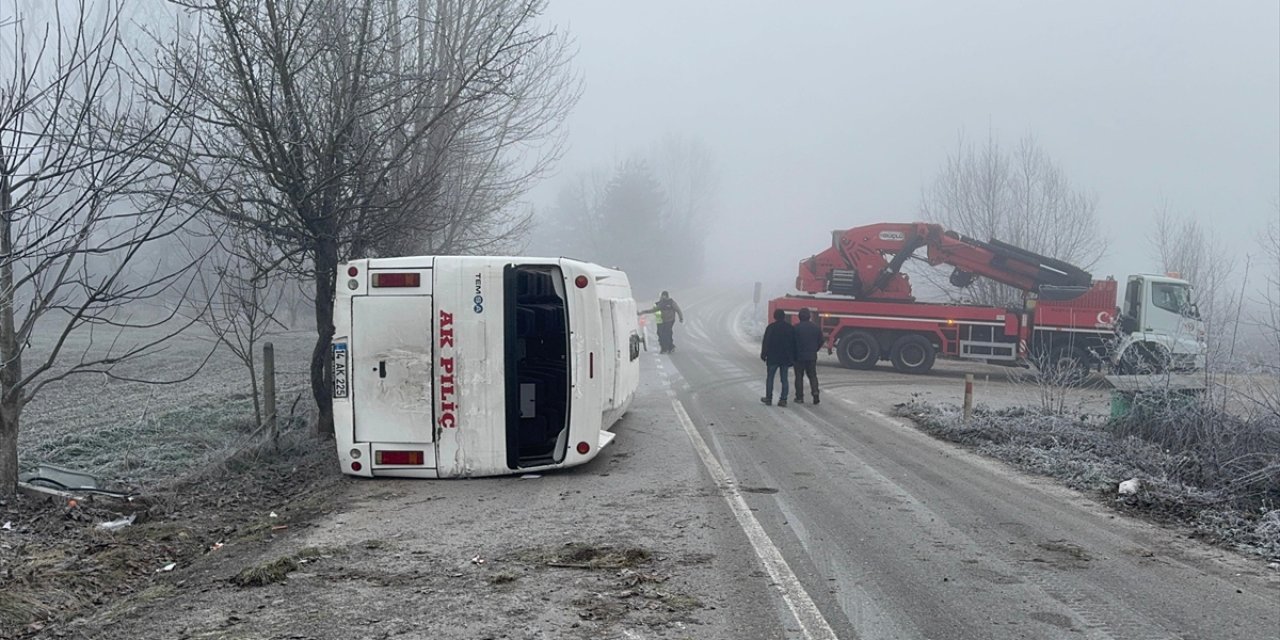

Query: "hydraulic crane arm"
left=796, top=222, right=1093, bottom=301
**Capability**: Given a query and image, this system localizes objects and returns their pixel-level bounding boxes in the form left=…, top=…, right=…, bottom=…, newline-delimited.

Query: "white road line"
left=670, top=398, right=842, bottom=640
left=729, top=303, right=760, bottom=356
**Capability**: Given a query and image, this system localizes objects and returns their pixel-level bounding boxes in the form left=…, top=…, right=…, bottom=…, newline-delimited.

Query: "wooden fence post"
left=963, top=373, right=974, bottom=422
left=264, top=342, right=277, bottom=449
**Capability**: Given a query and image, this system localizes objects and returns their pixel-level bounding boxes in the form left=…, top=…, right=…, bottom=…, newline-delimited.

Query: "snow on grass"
left=17, top=327, right=318, bottom=488
left=896, top=401, right=1280, bottom=560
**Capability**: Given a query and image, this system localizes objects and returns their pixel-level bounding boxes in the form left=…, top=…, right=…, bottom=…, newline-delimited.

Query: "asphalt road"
left=87, top=290, right=1279, bottom=640
left=659, top=290, right=1280, bottom=640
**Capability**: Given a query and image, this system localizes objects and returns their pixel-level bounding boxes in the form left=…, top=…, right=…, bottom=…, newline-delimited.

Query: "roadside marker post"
left=963, top=373, right=974, bottom=422
left=264, top=342, right=278, bottom=449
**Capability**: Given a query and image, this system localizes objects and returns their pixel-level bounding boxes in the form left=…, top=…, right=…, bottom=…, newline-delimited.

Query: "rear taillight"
left=375, top=450, right=425, bottom=465
left=347, top=266, right=359, bottom=277
left=576, top=441, right=591, bottom=455
left=351, top=461, right=362, bottom=472
left=372, top=272, right=421, bottom=288
left=575, top=275, right=589, bottom=288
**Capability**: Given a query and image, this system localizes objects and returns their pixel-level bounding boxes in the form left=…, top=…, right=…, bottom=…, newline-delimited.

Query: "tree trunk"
left=249, top=357, right=262, bottom=429
left=0, top=177, right=21, bottom=496
left=310, top=240, right=339, bottom=437
left=0, top=402, right=17, bottom=497
left=263, top=341, right=277, bottom=449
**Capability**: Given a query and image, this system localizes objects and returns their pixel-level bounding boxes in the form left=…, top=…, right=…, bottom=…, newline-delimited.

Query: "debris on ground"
left=19, top=463, right=104, bottom=492
left=1, top=432, right=340, bottom=638
left=515, top=542, right=654, bottom=570
left=232, top=556, right=299, bottom=587
left=97, top=513, right=137, bottom=531
left=1118, top=478, right=1140, bottom=495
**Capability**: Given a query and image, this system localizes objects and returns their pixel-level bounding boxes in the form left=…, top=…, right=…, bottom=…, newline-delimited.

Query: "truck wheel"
left=889, top=334, right=935, bottom=374
left=1045, top=344, right=1090, bottom=385
left=837, top=331, right=880, bottom=369
left=1118, top=344, right=1169, bottom=375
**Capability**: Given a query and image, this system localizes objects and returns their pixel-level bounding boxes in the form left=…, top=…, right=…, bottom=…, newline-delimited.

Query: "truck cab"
left=1114, top=274, right=1205, bottom=372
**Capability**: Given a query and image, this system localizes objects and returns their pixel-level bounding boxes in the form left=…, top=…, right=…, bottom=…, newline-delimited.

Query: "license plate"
left=332, top=342, right=348, bottom=398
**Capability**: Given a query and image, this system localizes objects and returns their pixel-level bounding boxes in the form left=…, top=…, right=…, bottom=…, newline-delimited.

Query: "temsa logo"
left=438, top=310, right=457, bottom=429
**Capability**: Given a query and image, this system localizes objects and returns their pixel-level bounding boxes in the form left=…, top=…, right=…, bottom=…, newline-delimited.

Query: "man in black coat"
left=792, top=308, right=823, bottom=405
left=639, top=291, right=684, bottom=353
left=760, top=309, right=796, bottom=406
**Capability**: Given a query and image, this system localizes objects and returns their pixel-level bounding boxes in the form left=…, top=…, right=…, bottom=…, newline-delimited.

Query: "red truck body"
left=769, top=223, right=1118, bottom=374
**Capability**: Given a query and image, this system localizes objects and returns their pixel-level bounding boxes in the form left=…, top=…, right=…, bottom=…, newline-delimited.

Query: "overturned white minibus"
left=332, top=257, right=640, bottom=478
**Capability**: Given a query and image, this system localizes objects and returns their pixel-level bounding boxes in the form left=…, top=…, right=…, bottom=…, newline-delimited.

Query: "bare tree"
left=650, top=133, right=717, bottom=281
left=378, top=0, right=578, bottom=257
left=1148, top=204, right=1241, bottom=366
left=1263, top=213, right=1280, bottom=373
left=534, top=168, right=610, bottom=259
left=537, top=134, right=718, bottom=294
left=1248, top=207, right=1280, bottom=415
left=0, top=1, right=203, bottom=495
left=187, top=228, right=286, bottom=428
left=542, top=157, right=671, bottom=293
left=141, top=0, right=578, bottom=435
left=1150, top=203, right=1216, bottom=295
left=921, top=132, right=1105, bottom=305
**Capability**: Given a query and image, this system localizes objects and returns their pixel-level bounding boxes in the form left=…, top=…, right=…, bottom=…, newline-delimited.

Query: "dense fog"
left=531, top=1, right=1279, bottom=300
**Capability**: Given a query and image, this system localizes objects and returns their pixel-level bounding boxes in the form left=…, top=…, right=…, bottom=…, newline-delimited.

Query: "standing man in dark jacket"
left=639, top=291, right=684, bottom=353
left=792, top=308, right=823, bottom=404
left=760, top=309, right=796, bottom=406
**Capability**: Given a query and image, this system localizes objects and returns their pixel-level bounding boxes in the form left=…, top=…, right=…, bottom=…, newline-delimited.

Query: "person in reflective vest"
left=639, top=291, right=684, bottom=353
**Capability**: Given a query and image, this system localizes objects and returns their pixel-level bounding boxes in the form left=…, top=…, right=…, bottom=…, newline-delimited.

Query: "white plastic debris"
left=269, top=512, right=278, bottom=519
left=97, top=514, right=137, bottom=531
left=471, top=554, right=485, bottom=565
left=2, top=521, right=11, bottom=531
left=1268, top=562, right=1279, bottom=571
left=1118, top=478, right=1141, bottom=495
left=157, top=562, right=176, bottom=573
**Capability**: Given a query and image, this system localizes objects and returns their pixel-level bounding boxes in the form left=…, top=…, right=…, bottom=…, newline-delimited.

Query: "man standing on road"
left=793, top=308, right=822, bottom=405
left=639, top=291, right=684, bottom=354
left=760, top=309, right=796, bottom=406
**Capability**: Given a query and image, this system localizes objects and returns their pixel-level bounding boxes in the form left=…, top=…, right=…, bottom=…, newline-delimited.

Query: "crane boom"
left=796, top=222, right=1093, bottom=301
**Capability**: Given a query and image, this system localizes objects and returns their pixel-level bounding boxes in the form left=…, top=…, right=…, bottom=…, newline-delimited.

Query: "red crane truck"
left=768, top=222, right=1205, bottom=377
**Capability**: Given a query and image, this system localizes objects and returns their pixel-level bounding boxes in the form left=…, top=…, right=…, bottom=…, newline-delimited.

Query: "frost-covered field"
left=897, top=401, right=1280, bottom=560
left=17, top=326, right=319, bottom=489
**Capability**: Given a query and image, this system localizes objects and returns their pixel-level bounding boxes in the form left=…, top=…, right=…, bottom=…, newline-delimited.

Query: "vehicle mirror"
left=1119, top=312, right=1139, bottom=334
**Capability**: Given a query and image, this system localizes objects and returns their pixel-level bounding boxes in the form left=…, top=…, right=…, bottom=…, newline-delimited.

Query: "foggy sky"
left=537, top=1, right=1280, bottom=293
